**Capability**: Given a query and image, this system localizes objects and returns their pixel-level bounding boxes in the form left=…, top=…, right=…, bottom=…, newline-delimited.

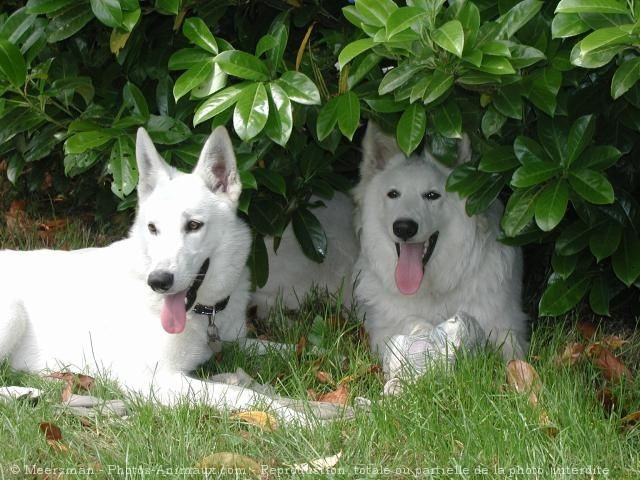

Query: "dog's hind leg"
left=492, top=328, right=528, bottom=360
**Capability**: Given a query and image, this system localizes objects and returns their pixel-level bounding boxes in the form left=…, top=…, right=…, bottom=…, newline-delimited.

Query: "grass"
left=1, top=221, right=640, bottom=479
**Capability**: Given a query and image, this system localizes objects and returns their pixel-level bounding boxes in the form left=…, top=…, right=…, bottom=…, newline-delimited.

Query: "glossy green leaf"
left=513, top=136, right=548, bottom=164
left=46, top=3, right=93, bottom=43
left=193, top=84, right=246, bottom=126
left=337, top=91, right=360, bottom=141
left=249, top=201, right=283, bottom=237
left=355, top=0, right=398, bottom=27
left=479, top=146, right=519, bottom=172
left=316, top=96, right=340, bottom=141
left=496, top=0, right=543, bottom=38
left=524, top=67, right=562, bottom=115
left=432, top=20, right=464, bottom=58
left=168, top=48, right=212, bottom=71
left=145, top=115, right=190, bottom=145
left=192, top=63, right=227, bottom=98
left=509, top=45, right=546, bottom=69
left=551, top=13, right=590, bottom=38
left=478, top=55, right=515, bottom=75
left=555, top=220, right=592, bottom=255
left=481, top=40, right=511, bottom=58
left=378, top=63, right=423, bottom=95
left=233, top=82, right=269, bottom=141
left=109, top=135, right=137, bottom=199
left=348, top=52, right=382, bottom=88
left=539, top=274, right=590, bottom=316
left=493, top=84, right=523, bottom=119
left=264, top=82, right=292, bottom=147
left=566, top=115, right=595, bottom=166
left=501, top=186, right=539, bottom=237
left=214, top=50, right=270, bottom=81
left=589, top=275, right=610, bottom=316
left=551, top=251, right=578, bottom=279
left=570, top=43, right=624, bottom=68
left=155, top=0, right=181, bottom=15
left=612, top=232, right=640, bottom=286
left=446, top=166, right=492, bottom=198
left=555, top=0, right=629, bottom=15
left=511, top=162, right=561, bottom=188
left=396, top=103, right=426, bottom=156
left=254, top=168, right=286, bottom=196
left=386, top=7, right=425, bottom=38
left=578, top=26, right=634, bottom=56
left=432, top=100, right=462, bottom=139
left=465, top=174, right=507, bottom=215
left=423, top=70, right=454, bottom=105
left=90, top=0, right=122, bottom=28
left=481, top=106, right=506, bottom=138
left=573, top=145, right=621, bottom=170
left=611, top=56, right=640, bottom=99
left=276, top=71, right=320, bottom=105
left=292, top=208, right=328, bottom=263
left=65, top=130, right=115, bottom=154
left=0, top=39, right=26, bottom=87
left=183, top=17, right=218, bottom=54
left=26, top=0, right=74, bottom=14
left=534, top=179, right=569, bottom=231
left=569, top=169, right=615, bottom=204
left=173, top=60, right=214, bottom=101
left=589, top=223, right=622, bottom=262
left=123, top=81, right=149, bottom=120
left=338, top=38, right=375, bottom=69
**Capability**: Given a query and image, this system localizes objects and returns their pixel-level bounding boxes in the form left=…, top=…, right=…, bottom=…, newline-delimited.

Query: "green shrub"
left=0, top=0, right=638, bottom=316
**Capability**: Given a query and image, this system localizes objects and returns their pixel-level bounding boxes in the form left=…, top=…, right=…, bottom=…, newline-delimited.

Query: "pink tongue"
left=160, top=291, right=187, bottom=334
left=395, top=243, right=425, bottom=295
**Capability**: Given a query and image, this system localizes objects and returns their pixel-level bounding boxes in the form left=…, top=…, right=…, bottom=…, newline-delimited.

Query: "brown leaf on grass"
left=75, top=374, right=95, bottom=391
left=5, top=200, right=29, bottom=232
left=577, top=320, right=597, bottom=340
left=233, top=411, right=278, bottom=432
left=296, top=336, right=306, bottom=359
left=37, top=219, right=68, bottom=245
left=554, top=342, right=585, bottom=367
left=602, top=335, right=628, bottom=350
left=317, top=384, right=349, bottom=405
left=506, top=360, right=541, bottom=406
left=61, top=382, right=73, bottom=403
left=315, top=371, right=334, bottom=385
left=196, top=452, right=261, bottom=474
left=47, top=371, right=95, bottom=401
left=39, top=422, right=62, bottom=441
left=588, top=345, right=632, bottom=382
left=620, top=411, right=640, bottom=427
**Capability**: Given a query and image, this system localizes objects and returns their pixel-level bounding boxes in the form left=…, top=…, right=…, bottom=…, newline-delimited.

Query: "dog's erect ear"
left=194, top=126, right=241, bottom=203
left=360, top=121, right=403, bottom=182
left=136, top=127, right=174, bottom=198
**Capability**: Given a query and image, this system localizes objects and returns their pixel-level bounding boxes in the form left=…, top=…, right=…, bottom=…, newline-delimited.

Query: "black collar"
left=184, top=258, right=230, bottom=316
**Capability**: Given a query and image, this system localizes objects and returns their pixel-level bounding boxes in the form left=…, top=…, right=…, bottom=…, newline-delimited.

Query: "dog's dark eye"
left=423, top=191, right=441, bottom=201
left=148, top=223, right=158, bottom=235
left=387, top=189, right=400, bottom=199
left=186, top=220, right=203, bottom=232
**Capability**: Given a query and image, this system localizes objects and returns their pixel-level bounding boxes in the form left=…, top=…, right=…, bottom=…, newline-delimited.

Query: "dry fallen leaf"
left=75, top=374, right=95, bottom=391
left=554, top=342, right=585, bottom=367
left=620, top=411, right=640, bottom=427
left=577, top=320, right=597, bottom=340
left=39, top=422, right=69, bottom=453
left=292, top=451, right=342, bottom=473
left=197, top=452, right=261, bottom=475
left=4, top=200, right=29, bottom=232
left=317, top=384, right=349, bottom=406
left=589, top=345, right=632, bottom=382
left=233, top=411, right=278, bottom=431
left=296, top=336, right=306, bottom=359
left=506, top=360, right=541, bottom=406
left=315, top=371, right=334, bottom=384
left=602, top=335, right=628, bottom=350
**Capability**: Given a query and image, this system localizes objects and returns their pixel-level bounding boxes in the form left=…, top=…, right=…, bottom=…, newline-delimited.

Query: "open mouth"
left=160, top=259, right=210, bottom=335
left=394, top=231, right=439, bottom=295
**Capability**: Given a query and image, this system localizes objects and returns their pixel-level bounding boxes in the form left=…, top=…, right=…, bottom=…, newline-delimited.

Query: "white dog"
left=0, top=128, right=307, bottom=419
left=354, top=123, right=528, bottom=361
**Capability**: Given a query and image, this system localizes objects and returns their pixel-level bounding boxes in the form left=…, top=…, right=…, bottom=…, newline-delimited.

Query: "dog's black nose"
left=393, top=219, right=418, bottom=241
left=147, top=270, right=174, bottom=292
